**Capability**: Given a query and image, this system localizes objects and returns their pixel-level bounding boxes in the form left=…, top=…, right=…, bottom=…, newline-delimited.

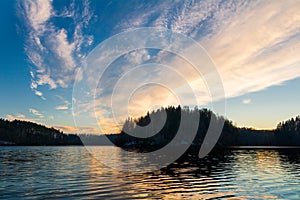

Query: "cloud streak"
left=242, top=99, right=251, bottom=105
left=200, top=0, right=300, bottom=99
left=6, top=113, right=38, bottom=122
left=89, top=0, right=300, bottom=133
left=18, top=0, right=300, bottom=133
left=19, top=0, right=95, bottom=98
left=29, top=108, right=44, bottom=119
left=114, top=0, right=300, bottom=100
left=55, top=96, right=70, bottom=111
left=116, top=0, right=300, bottom=102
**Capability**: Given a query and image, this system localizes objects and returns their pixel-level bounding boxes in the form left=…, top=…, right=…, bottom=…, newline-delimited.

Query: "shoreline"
left=2, top=145, right=300, bottom=149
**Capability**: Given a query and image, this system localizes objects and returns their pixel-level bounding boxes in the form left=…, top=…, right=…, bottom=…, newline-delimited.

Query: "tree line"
left=1, top=106, right=300, bottom=148
left=114, top=106, right=300, bottom=152
left=0, top=119, right=82, bottom=145
left=113, top=106, right=238, bottom=152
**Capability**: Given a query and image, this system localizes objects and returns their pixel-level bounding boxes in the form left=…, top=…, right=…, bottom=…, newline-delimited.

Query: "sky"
left=0, top=0, right=300, bottom=134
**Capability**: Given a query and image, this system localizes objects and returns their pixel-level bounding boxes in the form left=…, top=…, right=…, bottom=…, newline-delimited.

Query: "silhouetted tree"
left=114, top=106, right=239, bottom=153
left=0, top=119, right=82, bottom=145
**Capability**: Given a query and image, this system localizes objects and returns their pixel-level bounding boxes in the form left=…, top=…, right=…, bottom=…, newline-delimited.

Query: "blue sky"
left=0, top=0, right=300, bottom=133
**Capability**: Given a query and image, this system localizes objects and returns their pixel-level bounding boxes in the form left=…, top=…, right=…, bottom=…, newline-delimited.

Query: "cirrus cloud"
left=18, top=0, right=300, bottom=134
left=18, top=0, right=95, bottom=97
left=88, top=0, right=300, bottom=133
left=29, top=108, right=44, bottom=118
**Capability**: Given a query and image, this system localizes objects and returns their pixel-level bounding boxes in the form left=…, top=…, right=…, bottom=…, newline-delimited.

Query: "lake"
left=1, top=146, right=300, bottom=199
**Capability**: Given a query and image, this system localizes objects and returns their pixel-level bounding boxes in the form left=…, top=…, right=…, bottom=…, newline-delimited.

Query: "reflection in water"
left=1, top=146, right=300, bottom=199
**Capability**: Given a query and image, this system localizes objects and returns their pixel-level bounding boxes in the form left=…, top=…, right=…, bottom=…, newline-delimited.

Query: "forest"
left=0, top=119, right=82, bottom=145
left=114, top=106, right=300, bottom=151
left=1, top=106, right=300, bottom=149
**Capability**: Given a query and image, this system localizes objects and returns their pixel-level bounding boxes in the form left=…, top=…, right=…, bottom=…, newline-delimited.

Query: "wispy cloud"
left=114, top=0, right=300, bottom=102
left=18, top=0, right=95, bottom=97
left=200, top=0, right=300, bottom=99
left=22, top=0, right=52, bottom=34
left=88, top=0, right=300, bottom=133
left=114, top=0, right=300, bottom=100
left=52, top=29, right=76, bottom=71
left=33, top=90, right=46, bottom=100
left=29, top=108, right=44, bottom=118
left=242, top=99, right=251, bottom=105
left=18, top=0, right=300, bottom=133
left=6, top=113, right=37, bottom=122
left=125, top=49, right=151, bottom=65
left=54, top=125, right=77, bottom=133
left=54, top=125, right=99, bottom=134
left=55, top=96, right=70, bottom=111
left=6, top=113, right=25, bottom=120
left=55, top=106, right=69, bottom=111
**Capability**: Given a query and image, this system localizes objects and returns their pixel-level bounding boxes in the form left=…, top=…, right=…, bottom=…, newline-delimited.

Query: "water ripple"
left=1, top=147, right=300, bottom=199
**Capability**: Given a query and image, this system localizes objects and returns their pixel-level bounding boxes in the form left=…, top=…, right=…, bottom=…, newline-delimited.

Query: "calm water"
left=1, top=146, right=300, bottom=199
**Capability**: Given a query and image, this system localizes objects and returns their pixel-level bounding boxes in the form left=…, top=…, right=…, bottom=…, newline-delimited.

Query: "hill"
left=113, top=106, right=300, bottom=152
left=1, top=107, right=300, bottom=149
left=0, top=119, right=82, bottom=145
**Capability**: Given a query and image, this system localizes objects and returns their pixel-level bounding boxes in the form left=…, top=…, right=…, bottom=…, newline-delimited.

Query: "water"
left=1, top=146, right=300, bottom=199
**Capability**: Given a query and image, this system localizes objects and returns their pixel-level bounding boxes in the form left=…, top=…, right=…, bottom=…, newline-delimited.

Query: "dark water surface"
left=1, top=146, right=300, bottom=199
